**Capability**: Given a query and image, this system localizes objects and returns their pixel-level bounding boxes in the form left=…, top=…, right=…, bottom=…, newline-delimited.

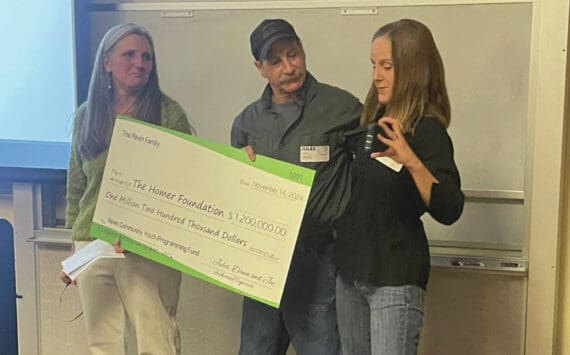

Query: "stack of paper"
left=61, top=239, right=125, bottom=280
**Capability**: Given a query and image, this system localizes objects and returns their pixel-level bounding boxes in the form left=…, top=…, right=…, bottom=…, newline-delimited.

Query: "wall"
left=5, top=0, right=570, bottom=354
left=557, top=121, right=570, bottom=354
left=555, top=5, right=570, bottom=353
left=36, top=240, right=249, bottom=355
left=36, top=239, right=525, bottom=355
left=37, top=244, right=89, bottom=355
left=84, top=2, right=532, bottom=251
left=525, top=0, right=570, bottom=353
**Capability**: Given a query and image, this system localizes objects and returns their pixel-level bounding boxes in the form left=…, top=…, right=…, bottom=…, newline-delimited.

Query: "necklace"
left=114, top=101, right=135, bottom=115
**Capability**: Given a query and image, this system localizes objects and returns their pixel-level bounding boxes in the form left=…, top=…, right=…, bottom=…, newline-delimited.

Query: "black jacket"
left=333, top=116, right=464, bottom=289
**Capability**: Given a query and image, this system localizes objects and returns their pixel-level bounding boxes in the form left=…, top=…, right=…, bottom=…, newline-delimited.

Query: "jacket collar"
left=260, top=71, right=318, bottom=110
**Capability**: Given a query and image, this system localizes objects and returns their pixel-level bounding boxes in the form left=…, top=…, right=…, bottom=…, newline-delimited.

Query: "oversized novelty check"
left=91, top=116, right=314, bottom=308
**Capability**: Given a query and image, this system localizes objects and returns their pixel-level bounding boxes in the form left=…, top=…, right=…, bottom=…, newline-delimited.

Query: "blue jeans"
left=336, top=273, right=424, bottom=355
left=238, top=247, right=341, bottom=355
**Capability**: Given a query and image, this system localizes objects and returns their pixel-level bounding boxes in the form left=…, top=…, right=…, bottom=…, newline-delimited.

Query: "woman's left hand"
left=60, top=271, right=76, bottom=285
left=113, top=239, right=126, bottom=253
left=372, top=116, right=438, bottom=206
left=370, top=116, right=420, bottom=168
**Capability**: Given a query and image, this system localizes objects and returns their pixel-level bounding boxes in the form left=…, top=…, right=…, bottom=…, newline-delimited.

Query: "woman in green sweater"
left=60, top=23, right=193, bottom=355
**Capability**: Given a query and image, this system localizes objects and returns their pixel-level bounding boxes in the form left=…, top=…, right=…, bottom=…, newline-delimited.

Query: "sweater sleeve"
left=161, top=95, right=194, bottom=135
left=65, top=108, right=87, bottom=229
left=414, top=117, right=465, bottom=225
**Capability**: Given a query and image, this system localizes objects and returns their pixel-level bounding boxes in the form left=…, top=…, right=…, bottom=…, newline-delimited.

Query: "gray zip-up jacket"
left=231, top=72, right=362, bottom=251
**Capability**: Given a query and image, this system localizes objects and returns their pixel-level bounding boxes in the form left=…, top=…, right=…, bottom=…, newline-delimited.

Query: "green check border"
left=90, top=116, right=316, bottom=308
left=90, top=222, right=280, bottom=308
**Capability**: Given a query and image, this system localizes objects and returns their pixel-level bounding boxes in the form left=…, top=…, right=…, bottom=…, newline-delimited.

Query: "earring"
left=107, top=72, right=112, bottom=91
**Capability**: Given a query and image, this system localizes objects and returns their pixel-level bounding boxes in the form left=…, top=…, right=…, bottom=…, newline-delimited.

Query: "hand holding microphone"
left=369, top=117, right=419, bottom=169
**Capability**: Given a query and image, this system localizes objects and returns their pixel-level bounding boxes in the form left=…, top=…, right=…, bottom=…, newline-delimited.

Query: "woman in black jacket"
left=333, top=19, right=464, bottom=355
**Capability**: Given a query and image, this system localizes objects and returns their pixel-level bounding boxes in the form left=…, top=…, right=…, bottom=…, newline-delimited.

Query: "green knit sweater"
left=66, top=95, right=193, bottom=241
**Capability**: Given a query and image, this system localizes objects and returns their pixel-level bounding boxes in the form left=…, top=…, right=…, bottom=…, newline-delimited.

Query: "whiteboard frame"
left=116, top=0, right=532, bottom=11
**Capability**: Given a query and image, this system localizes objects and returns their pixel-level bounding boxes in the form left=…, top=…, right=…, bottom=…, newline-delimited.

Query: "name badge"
left=374, top=156, right=403, bottom=172
left=300, top=145, right=330, bottom=163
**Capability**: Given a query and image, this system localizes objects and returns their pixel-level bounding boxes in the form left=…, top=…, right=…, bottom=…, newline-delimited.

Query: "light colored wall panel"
left=36, top=241, right=525, bottom=355
left=86, top=0, right=532, bottom=256
left=37, top=242, right=245, bottom=355
left=37, top=244, right=89, bottom=355
left=420, top=268, right=525, bottom=355
left=554, top=5, right=570, bottom=353
left=525, top=0, right=570, bottom=353
left=176, top=276, right=242, bottom=354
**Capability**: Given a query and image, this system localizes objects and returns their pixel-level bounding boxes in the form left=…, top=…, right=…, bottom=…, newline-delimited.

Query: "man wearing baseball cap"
left=231, top=19, right=362, bottom=355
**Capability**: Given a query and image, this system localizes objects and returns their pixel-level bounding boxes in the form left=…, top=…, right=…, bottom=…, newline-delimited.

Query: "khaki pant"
left=75, top=242, right=181, bottom=355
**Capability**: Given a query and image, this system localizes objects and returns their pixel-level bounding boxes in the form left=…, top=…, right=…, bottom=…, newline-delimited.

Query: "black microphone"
left=364, top=122, right=389, bottom=152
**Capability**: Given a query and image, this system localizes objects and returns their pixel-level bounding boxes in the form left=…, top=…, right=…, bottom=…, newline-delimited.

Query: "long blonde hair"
left=361, top=19, right=451, bottom=133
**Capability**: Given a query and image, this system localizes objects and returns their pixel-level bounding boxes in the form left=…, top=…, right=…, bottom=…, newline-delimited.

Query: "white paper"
left=375, top=156, right=403, bottom=172
left=61, top=239, right=125, bottom=280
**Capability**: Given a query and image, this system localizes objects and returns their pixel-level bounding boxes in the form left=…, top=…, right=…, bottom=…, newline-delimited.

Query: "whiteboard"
left=87, top=2, right=532, bottom=250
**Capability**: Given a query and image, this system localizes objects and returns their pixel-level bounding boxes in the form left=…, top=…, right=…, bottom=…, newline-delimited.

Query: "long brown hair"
left=360, top=19, right=451, bottom=133
left=77, top=23, right=162, bottom=159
